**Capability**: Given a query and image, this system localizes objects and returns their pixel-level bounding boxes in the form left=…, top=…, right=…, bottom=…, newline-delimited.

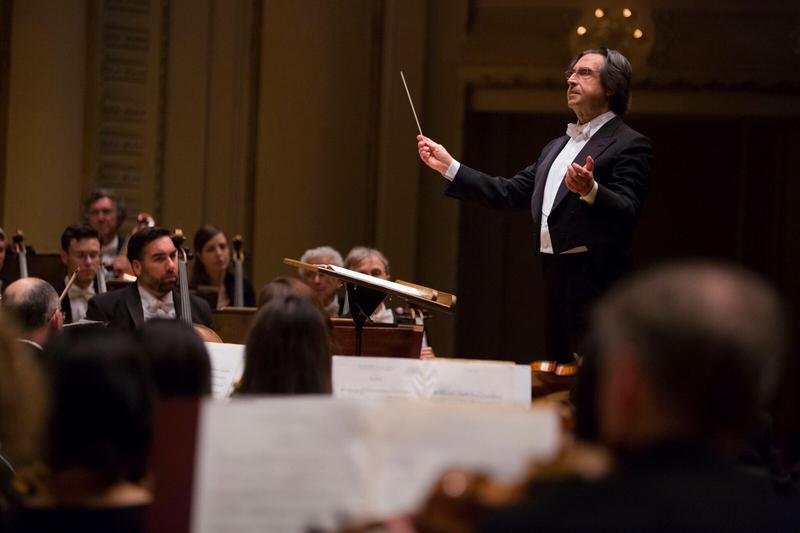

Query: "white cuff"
left=444, top=159, right=460, bottom=181
left=580, top=181, right=598, bottom=204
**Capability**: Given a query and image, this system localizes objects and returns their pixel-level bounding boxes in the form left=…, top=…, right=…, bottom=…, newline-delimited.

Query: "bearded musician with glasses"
left=417, top=48, right=652, bottom=363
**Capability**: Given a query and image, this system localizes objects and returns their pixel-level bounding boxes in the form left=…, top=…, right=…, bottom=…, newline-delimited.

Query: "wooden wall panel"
left=3, top=0, right=87, bottom=251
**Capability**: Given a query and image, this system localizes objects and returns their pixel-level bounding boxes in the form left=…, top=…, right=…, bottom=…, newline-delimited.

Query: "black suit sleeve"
left=589, top=134, right=652, bottom=228
left=85, top=296, right=109, bottom=322
left=445, top=163, right=537, bottom=211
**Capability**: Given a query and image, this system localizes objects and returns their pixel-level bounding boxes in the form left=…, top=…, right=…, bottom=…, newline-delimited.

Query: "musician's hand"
left=565, top=155, right=595, bottom=196
left=420, top=347, right=435, bottom=359
left=112, top=256, right=133, bottom=278
left=417, top=135, right=453, bottom=176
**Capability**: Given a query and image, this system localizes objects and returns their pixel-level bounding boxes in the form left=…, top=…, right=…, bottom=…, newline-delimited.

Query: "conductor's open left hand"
left=565, top=155, right=595, bottom=196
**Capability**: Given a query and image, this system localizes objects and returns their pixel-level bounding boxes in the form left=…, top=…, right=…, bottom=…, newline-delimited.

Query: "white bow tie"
left=146, top=299, right=175, bottom=317
left=566, top=122, right=590, bottom=142
left=68, top=285, right=94, bottom=301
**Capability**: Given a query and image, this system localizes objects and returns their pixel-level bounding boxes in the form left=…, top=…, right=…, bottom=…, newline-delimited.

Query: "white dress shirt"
left=138, top=285, right=176, bottom=321
left=100, top=235, right=120, bottom=268
left=444, top=111, right=616, bottom=254
left=66, top=277, right=95, bottom=322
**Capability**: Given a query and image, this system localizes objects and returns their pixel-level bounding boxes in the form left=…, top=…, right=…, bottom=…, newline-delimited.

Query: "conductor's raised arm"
left=417, top=135, right=453, bottom=176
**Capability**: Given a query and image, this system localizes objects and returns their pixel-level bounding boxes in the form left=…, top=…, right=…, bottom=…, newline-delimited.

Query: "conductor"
left=417, top=48, right=652, bottom=362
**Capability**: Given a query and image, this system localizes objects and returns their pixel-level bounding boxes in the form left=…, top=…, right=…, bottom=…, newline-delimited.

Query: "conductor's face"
left=566, top=53, right=610, bottom=123
left=133, top=236, right=178, bottom=298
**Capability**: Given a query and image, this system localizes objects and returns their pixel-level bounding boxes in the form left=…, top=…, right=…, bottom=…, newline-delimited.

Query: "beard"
left=155, top=278, right=177, bottom=295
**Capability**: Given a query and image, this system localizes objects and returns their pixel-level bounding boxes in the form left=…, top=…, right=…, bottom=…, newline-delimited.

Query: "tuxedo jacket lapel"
left=126, top=283, right=145, bottom=328
left=173, top=287, right=188, bottom=322
left=551, top=119, right=620, bottom=214
left=531, top=137, right=569, bottom=227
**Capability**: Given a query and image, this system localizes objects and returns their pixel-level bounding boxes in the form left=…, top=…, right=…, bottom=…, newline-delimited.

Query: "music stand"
left=285, top=258, right=456, bottom=356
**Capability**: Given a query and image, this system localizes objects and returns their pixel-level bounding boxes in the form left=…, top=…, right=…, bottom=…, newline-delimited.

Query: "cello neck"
left=232, top=234, right=245, bottom=307
left=172, top=229, right=193, bottom=325
left=13, top=230, right=28, bottom=278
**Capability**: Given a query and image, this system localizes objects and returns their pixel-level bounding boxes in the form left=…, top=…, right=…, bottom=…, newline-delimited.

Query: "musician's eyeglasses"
left=564, top=67, right=599, bottom=80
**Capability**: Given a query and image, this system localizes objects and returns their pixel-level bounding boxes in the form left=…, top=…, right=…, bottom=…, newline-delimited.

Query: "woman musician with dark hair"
left=190, top=225, right=256, bottom=309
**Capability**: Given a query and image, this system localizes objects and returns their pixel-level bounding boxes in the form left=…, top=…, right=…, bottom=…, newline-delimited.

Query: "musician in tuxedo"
left=343, top=246, right=435, bottom=358
left=86, top=226, right=213, bottom=330
left=84, top=188, right=132, bottom=278
left=52, top=225, right=102, bottom=324
left=2, top=277, right=63, bottom=353
left=298, top=245, right=345, bottom=317
left=417, top=48, right=651, bottom=362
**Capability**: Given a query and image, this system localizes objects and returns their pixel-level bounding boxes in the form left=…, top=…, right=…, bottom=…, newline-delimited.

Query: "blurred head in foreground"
left=239, top=295, right=332, bottom=395
left=137, top=319, right=212, bottom=398
left=591, top=261, right=785, bottom=452
left=41, top=328, right=155, bottom=499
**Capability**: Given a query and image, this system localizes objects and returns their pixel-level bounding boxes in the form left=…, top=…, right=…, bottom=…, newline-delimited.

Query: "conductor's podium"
left=212, top=308, right=423, bottom=357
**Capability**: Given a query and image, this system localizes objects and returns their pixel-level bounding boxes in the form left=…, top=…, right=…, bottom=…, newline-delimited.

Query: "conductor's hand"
left=417, top=135, right=454, bottom=176
left=565, top=155, right=595, bottom=196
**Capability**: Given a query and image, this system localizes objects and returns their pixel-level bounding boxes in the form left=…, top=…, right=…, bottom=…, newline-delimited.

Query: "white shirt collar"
left=18, top=338, right=43, bottom=351
left=574, top=110, right=616, bottom=138
left=138, top=284, right=176, bottom=321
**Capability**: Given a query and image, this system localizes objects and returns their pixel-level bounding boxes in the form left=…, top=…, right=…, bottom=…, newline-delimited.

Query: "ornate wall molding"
left=83, top=0, right=169, bottom=227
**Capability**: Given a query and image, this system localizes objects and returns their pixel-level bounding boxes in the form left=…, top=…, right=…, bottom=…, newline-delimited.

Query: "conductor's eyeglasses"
left=565, top=67, right=599, bottom=80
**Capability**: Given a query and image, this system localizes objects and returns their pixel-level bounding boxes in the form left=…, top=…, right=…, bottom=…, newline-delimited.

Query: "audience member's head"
left=41, top=328, right=155, bottom=496
left=60, top=224, right=101, bottom=289
left=344, top=246, right=390, bottom=280
left=239, top=295, right=332, bottom=395
left=590, top=261, right=785, bottom=451
left=298, top=245, right=343, bottom=311
left=137, top=319, right=212, bottom=397
left=257, top=277, right=316, bottom=309
left=127, top=227, right=178, bottom=298
left=84, top=188, right=126, bottom=245
left=2, top=278, right=62, bottom=347
left=192, top=224, right=231, bottom=286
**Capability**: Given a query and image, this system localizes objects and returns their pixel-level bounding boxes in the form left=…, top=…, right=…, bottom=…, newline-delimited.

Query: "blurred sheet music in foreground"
left=190, top=397, right=559, bottom=533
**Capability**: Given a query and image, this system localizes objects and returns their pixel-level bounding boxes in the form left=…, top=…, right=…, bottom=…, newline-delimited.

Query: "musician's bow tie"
left=146, top=300, right=175, bottom=316
left=566, top=122, right=590, bottom=141
left=68, top=285, right=94, bottom=301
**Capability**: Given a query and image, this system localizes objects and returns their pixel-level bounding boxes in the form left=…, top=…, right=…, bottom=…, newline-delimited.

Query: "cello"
left=231, top=234, right=245, bottom=307
left=171, top=229, right=222, bottom=343
left=12, top=230, right=28, bottom=279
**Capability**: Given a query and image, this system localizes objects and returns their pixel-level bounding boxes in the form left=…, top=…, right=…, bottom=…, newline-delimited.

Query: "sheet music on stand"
left=284, top=258, right=456, bottom=313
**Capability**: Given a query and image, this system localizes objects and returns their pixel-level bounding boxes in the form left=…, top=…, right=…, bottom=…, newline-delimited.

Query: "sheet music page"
left=190, top=398, right=560, bottom=531
left=204, top=343, right=245, bottom=399
left=366, top=402, right=560, bottom=517
left=191, top=397, right=369, bottom=533
left=514, top=364, right=533, bottom=405
left=332, top=356, right=526, bottom=405
left=327, top=265, right=429, bottom=299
